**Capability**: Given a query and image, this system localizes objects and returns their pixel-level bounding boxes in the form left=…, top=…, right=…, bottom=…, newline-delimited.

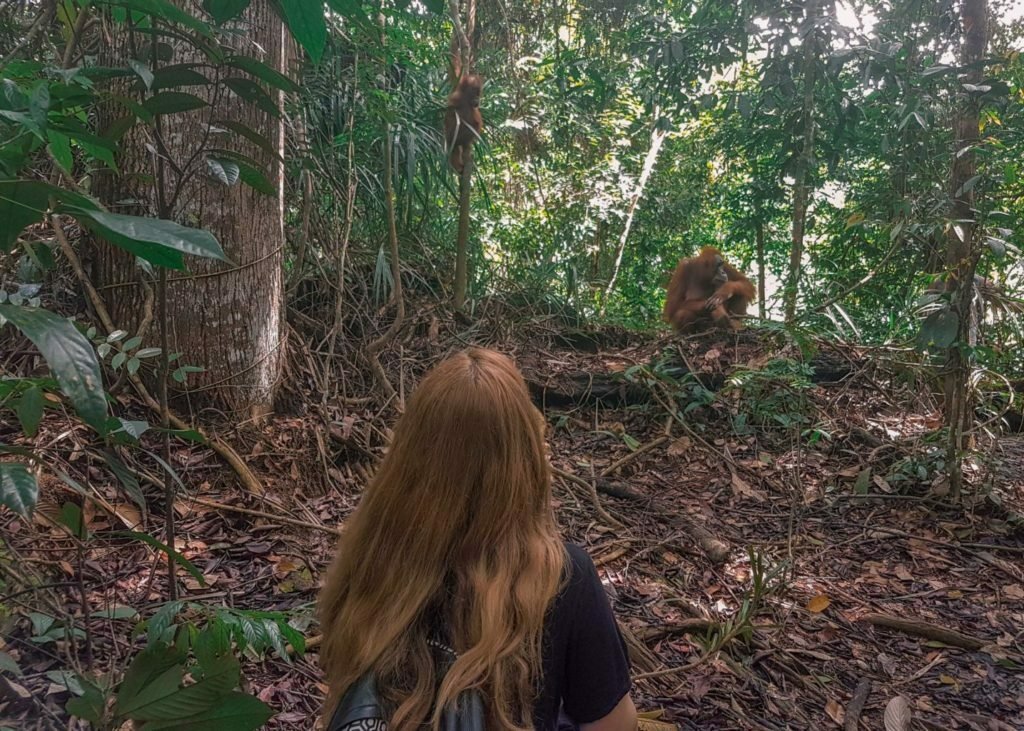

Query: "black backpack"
left=327, top=641, right=486, bottom=731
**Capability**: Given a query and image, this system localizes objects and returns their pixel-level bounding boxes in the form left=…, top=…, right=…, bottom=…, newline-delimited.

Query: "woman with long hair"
left=318, top=348, right=636, bottom=731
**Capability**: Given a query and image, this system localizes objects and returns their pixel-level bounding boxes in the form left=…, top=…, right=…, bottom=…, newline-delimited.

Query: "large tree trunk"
left=943, top=0, right=988, bottom=500
left=90, top=2, right=286, bottom=420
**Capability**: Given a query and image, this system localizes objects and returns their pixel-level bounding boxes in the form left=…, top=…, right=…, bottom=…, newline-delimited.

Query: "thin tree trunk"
left=944, top=0, right=988, bottom=501
left=756, top=216, right=766, bottom=320
left=365, top=126, right=405, bottom=402
left=323, top=56, right=360, bottom=399
left=601, top=122, right=668, bottom=313
left=453, top=149, right=473, bottom=311
left=91, top=1, right=286, bottom=419
left=449, top=0, right=476, bottom=313
left=784, top=0, right=820, bottom=323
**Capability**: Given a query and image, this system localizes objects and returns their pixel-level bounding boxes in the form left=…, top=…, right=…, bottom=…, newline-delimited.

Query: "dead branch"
left=862, top=613, right=987, bottom=651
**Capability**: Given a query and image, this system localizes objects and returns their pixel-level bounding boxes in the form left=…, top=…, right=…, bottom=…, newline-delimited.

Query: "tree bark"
left=944, top=0, right=988, bottom=500
left=784, top=0, right=820, bottom=323
left=90, top=2, right=286, bottom=419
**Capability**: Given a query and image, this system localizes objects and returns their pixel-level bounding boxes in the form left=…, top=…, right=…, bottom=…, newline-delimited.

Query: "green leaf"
left=140, top=691, right=272, bottom=730
left=48, top=131, right=74, bottom=175
left=144, top=601, right=186, bottom=647
left=918, top=308, right=959, bottom=349
left=0, top=463, right=38, bottom=518
left=116, top=645, right=184, bottom=714
left=16, top=386, right=44, bottom=437
left=64, top=209, right=229, bottom=268
left=59, top=501, right=88, bottom=539
left=0, top=180, right=101, bottom=252
left=130, top=654, right=240, bottom=721
left=116, top=663, right=185, bottom=717
left=224, top=55, right=298, bottom=93
left=114, top=531, right=206, bottom=586
left=206, top=157, right=240, bottom=186
left=110, top=0, right=214, bottom=37
left=0, top=651, right=23, bottom=677
left=211, top=119, right=281, bottom=161
left=28, top=83, right=50, bottom=128
left=129, top=59, right=156, bottom=90
left=142, top=92, right=208, bottom=116
left=223, top=77, right=279, bottom=117
left=151, top=65, right=211, bottom=91
left=101, top=450, right=146, bottom=510
left=194, top=621, right=231, bottom=670
left=202, top=0, right=252, bottom=23
left=0, top=305, right=107, bottom=433
left=276, top=0, right=326, bottom=63
left=236, top=161, right=275, bottom=195
left=0, top=179, right=51, bottom=252
left=66, top=681, right=107, bottom=723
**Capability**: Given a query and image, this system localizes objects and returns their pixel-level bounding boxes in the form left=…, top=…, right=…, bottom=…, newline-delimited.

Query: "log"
left=863, top=613, right=986, bottom=651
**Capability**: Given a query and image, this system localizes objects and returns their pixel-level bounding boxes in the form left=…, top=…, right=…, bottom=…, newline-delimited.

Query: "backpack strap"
left=327, top=673, right=385, bottom=730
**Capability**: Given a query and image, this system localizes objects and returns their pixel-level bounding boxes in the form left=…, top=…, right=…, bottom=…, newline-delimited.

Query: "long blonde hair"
left=318, top=348, right=565, bottom=730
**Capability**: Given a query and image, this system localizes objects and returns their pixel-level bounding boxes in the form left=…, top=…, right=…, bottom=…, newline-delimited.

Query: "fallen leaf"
left=825, top=698, right=845, bottom=726
left=666, top=437, right=692, bottom=457
left=883, top=695, right=912, bottom=731
left=807, top=594, right=831, bottom=613
left=1004, top=584, right=1024, bottom=600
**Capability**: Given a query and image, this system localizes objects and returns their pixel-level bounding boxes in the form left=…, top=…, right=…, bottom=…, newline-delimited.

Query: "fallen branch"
left=184, top=496, right=341, bottom=536
left=594, top=481, right=730, bottom=565
left=552, top=466, right=626, bottom=530
left=844, top=678, right=871, bottom=731
left=599, top=436, right=668, bottom=479
left=862, top=613, right=986, bottom=651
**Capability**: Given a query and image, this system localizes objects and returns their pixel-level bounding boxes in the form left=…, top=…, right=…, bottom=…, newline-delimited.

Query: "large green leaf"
left=140, top=691, right=272, bottom=730
left=151, top=65, right=211, bottom=91
left=0, top=180, right=102, bottom=253
left=65, top=209, right=229, bottom=268
left=0, top=463, right=38, bottom=517
left=222, top=78, right=279, bottom=118
left=224, top=55, right=298, bottom=93
left=0, top=305, right=107, bottom=433
left=105, top=0, right=214, bottom=37
left=142, top=92, right=208, bottom=116
left=129, top=655, right=240, bottom=721
left=16, top=386, right=44, bottom=437
left=202, top=0, right=252, bottom=23
left=212, top=119, right=282, bottom=161
left=115, top=644, right=186, bottom=715
left=918, top=308, right=960, bottom=349
left=0, top=179, right=51, bottom=252
left=276, top=0, right=326, bottom=63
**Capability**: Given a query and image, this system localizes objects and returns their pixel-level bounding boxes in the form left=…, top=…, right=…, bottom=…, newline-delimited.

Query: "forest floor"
left=3, top=320, right=1024, bottom=730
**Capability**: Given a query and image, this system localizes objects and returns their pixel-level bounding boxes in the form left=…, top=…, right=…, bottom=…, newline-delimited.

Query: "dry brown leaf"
left=883, top=695, right=912, bottom=731
left=1004, top=584, right=1024, bottom=600
left=666, top=437, right=692, bottom=457
left=824, top=698, right=845, bottom=726
left=807, top=594, right=831, bottom=613
left=731, top=473, right=766, bottom=501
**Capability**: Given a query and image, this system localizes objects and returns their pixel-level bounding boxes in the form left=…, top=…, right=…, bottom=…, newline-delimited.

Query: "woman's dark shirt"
left=532, top=543, right=632, bottom=730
